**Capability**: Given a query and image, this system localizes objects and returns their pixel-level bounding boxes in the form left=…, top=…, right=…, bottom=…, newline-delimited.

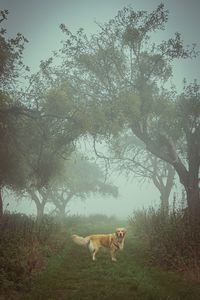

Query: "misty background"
left=1, top=0, right=200, bottom=217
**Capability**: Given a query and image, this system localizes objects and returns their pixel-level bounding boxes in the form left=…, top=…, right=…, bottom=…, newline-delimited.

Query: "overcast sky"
left=1, top=0, right=200, bottom=217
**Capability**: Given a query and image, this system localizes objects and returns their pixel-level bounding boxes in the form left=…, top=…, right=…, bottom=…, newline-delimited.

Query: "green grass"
left=19, top=221, right=200, bottom=300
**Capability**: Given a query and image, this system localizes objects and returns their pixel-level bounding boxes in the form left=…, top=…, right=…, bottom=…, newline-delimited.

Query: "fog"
left=1, top=0, right=200, bottom=217
left=4, top=177, right=160, bottom=218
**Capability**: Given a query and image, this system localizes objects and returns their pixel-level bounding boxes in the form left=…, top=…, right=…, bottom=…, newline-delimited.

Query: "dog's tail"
left=71, top=234, right=90, bottom=246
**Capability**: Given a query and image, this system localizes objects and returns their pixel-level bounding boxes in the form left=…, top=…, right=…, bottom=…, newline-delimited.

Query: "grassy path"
left=21, top=225, right=200, bottom=300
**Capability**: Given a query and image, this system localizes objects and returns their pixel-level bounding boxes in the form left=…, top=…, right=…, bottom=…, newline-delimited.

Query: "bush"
left=0, top=213, right=65, bottom=293
left=129, top=207, right=200, bottom=281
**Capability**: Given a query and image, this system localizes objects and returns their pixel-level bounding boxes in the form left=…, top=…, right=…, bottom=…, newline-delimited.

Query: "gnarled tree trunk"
left=28, top=188, right=47, bottom=220
left=152, top=163, right=175, bottom=216
left=0, top=187, right=3, bottom=217
left=135, top=129, right=199, bottom=226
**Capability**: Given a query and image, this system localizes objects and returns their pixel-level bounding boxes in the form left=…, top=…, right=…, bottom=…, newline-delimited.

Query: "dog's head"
left=115, top=227, right=127, bottom=239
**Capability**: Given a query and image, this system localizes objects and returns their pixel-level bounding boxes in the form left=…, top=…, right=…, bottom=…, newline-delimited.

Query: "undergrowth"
left=2, top=212, right=200, bottom=300
left=0, top=213, right=66, bottom=294
left=129, top=207, right=200, bottom=281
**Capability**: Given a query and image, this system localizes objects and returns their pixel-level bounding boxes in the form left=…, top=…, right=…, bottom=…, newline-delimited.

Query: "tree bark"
left=185, top=145, right=200, bottom=224
left=35, top=202, right=45, bottom=220
left=57, top=203, right=67, bottom=219
left=28, top=188, right=46, bottom=220
left=0, top=187, right=3, bottom=217
left=152, top=163, right=175, bottom=216
left=161, top=164, right=175, bottom=215
left=53, top=193, right=73, bottom=219
left=181, top=128, right=200, bottom=224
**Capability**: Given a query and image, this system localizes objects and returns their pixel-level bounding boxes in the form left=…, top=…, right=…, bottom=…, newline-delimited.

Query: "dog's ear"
left=122, top=228, right=127, bottom=234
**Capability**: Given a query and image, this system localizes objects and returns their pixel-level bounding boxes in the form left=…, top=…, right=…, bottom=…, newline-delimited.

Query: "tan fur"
left=72, top=227, right=127, bottom=261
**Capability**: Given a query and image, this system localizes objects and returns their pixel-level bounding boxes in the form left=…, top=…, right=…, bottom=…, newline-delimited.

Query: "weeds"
left=129, top=207, right=200, bottom=281
left=0, top=213, right=66, bottom=294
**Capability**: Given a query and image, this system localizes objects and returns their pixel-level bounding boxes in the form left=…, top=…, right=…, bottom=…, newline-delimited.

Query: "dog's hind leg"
left=88, top=241, right=98, bottom=261
left=92, top=248, right=98, bottom=261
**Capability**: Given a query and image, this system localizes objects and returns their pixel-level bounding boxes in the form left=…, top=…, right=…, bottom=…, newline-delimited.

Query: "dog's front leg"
left=110, top=248, right=117, bottom=262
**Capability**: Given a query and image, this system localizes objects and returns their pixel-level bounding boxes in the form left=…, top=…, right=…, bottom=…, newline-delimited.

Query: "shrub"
left=129, top=207, right=200, bottom=281
left=0, top=213, right=65, bottom=293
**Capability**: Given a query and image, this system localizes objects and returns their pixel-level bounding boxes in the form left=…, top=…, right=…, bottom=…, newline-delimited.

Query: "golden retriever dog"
left=72, top=227, right=127, bottom=261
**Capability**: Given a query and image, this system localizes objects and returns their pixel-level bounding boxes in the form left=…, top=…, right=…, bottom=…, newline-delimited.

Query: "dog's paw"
left=111, top=258, right=117, bottom=262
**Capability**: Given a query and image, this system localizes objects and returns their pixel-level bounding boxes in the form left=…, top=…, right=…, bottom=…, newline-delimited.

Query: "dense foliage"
left=130, top=207, right=200, bottom=281
left=0, top=213, right=65, bottom=293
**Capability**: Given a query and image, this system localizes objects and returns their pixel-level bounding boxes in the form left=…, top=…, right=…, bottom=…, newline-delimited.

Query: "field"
left=9, top=216, right=199, bottom=300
